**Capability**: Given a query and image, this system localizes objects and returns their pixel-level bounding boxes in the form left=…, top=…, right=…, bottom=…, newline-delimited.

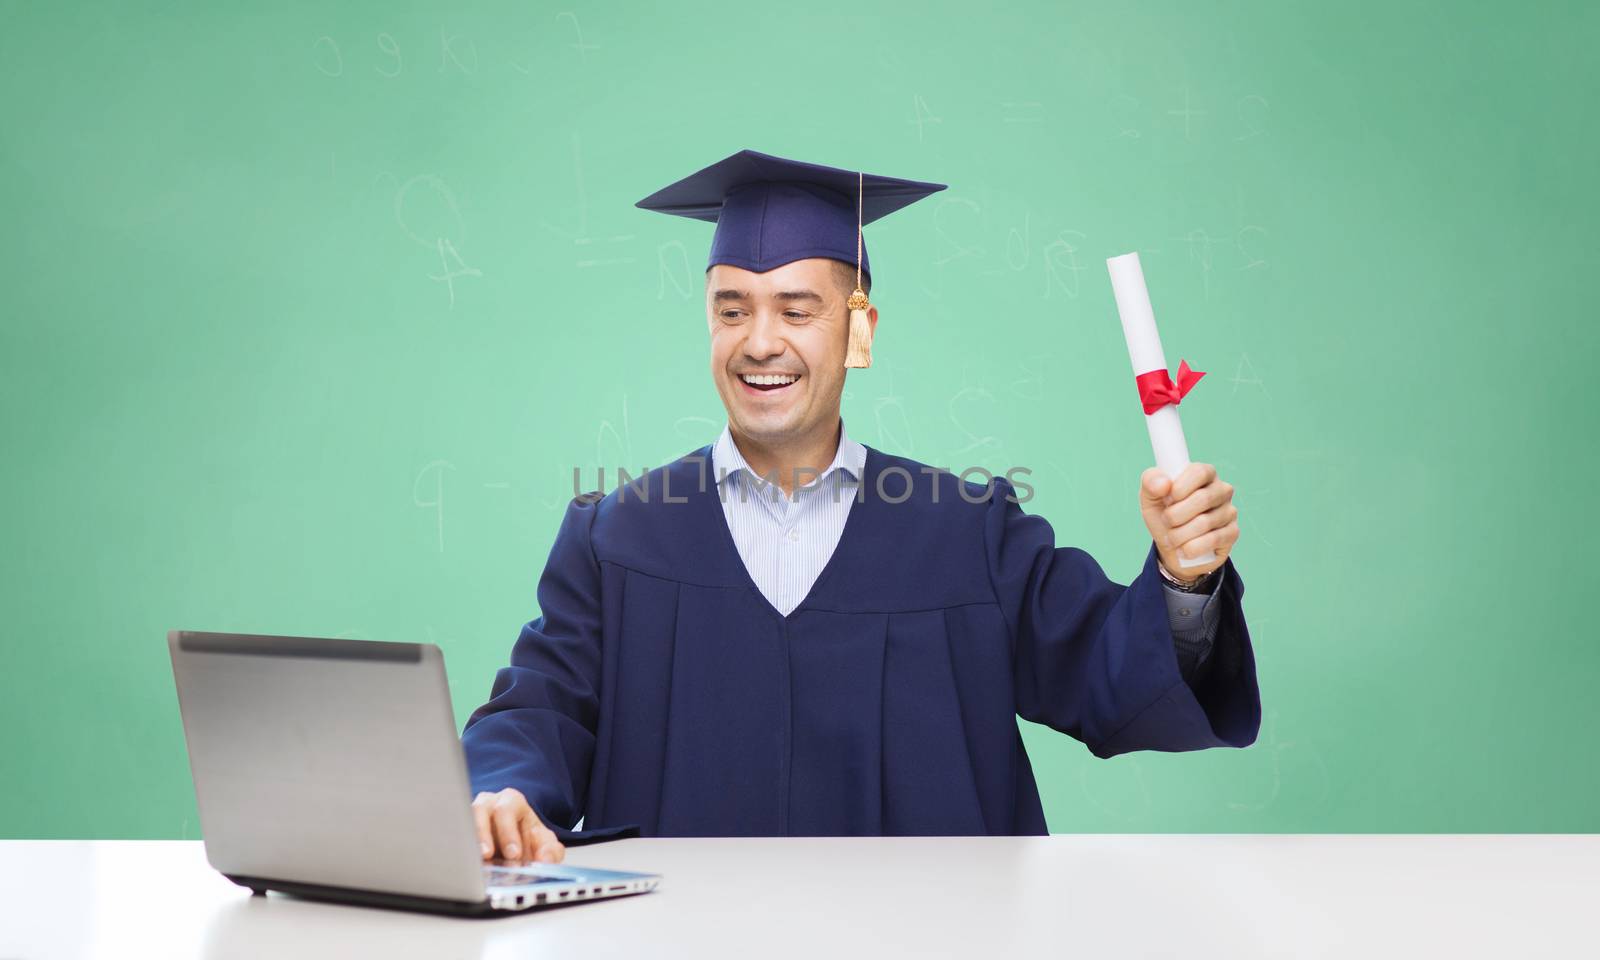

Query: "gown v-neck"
left=697, top=443, right=882, bottom=625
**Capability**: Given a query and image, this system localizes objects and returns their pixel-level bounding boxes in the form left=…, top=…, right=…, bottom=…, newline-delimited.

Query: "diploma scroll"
left=1106, top=251, right=1216, bottom=568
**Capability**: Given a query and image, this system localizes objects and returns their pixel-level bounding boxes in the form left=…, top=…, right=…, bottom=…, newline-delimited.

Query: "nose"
left=742, top=311, right=787, bottom=364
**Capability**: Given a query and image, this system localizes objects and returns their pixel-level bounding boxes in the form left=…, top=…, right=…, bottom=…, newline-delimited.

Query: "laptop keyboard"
left=484, top=867, right=567, bottom=887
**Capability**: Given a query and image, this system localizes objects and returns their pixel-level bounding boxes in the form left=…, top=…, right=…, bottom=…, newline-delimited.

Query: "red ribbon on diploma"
left=1135, top=360, right=1206, bottom=415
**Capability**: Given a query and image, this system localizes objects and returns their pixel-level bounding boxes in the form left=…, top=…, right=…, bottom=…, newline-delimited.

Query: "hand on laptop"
left=471, top=788, right=566, bottom=864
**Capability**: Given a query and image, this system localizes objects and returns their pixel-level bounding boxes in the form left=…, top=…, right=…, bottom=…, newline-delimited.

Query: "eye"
left=783, top=311, right=810, bottom=320
left=719, top=310, right=746, bottom=321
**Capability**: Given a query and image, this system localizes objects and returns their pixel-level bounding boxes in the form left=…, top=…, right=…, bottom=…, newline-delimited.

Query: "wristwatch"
left=1158, top=561, right=1217, bottom=593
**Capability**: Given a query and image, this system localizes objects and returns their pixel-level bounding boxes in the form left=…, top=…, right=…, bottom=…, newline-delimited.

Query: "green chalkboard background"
left=3, top=1, right=1595, bottom=838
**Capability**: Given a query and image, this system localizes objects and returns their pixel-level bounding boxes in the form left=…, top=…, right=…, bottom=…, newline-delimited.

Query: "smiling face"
left=705, top=258, right=874, bottom=451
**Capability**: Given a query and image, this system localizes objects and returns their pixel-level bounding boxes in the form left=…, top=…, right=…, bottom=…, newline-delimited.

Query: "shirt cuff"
left=1161, top=571, right=1226, bottom=678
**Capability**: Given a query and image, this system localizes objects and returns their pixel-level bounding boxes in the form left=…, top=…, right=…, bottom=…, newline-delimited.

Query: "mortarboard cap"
left=634, top=149, right=947, bottom=285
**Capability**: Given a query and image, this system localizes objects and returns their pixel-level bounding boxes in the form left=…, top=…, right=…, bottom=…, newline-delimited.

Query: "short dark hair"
left=832, top=259, right=871, bottom=299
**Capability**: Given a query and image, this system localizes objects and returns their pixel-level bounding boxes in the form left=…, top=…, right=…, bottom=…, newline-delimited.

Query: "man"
left=462, top=150, right=1258, bottom=864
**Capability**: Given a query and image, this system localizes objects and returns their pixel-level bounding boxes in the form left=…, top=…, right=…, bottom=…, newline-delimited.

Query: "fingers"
left=1168, top=463, right=1217, bottom=503
left=471, top=788, right=566, bottom=864
left=529, top=817, right=566, bottom=864
left=1174, top=520, right=1240, bottom=560
left=514, top=807, right=565, bottom=864
left=1140, top=467, right=1172, bottom=503
left=1163, top=478, right=1234, bottom=529
left=472, top=792, right=495, bottom=860
left=490, top=791, right=527, bottom=860
left=1166, top=501, right=1239, bottom=552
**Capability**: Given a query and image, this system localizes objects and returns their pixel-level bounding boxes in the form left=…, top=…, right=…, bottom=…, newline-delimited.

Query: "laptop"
left=167, top=630, right=661, bottom=916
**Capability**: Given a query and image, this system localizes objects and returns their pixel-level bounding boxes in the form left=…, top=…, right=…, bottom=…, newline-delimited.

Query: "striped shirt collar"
left=712, top=419, right=867, bottom=491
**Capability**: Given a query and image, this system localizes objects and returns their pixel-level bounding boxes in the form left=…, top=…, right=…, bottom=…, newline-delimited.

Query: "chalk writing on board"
left=1110, top=93, right=1141, bottom=139
left=537, top=486, right=568, bottom=513
left=596, top=394, right=633, bottom=468
left=871, top=364, right=914, bottom=455
left=1010, top=356, right=1052, bottom=402
left=909, top=94, right=942, bottom=142
left=439, top=28, right=478, bottom=74
left=313, top=36, right=342, bottom=77
left=395, top=174, right=479, bottom=305
left=1167, top=87, right=1207, bottom=141
left=414, top=460, right=457, bottom=553
left=576, top=234, right=637, bottom=268
left=1171, top=227, right=1227, bottom=299
left=875, top=396, right=914, bottom=458
left=1236, top=225, right=1269, bottom=270
left=1227, top=352, right=1269, bottom=399
left=1107, top=89, right=1269, bottom=145
left=996, top=214, right=1093, bottom=300
left=540, top=132, right=637, bottom=270
left=673, top=416, right=721, bottom=444
left=1242, top=488, right=1273, bottom=549
left=556, top=11, right=600, bottom=61
left=914, top=195, right=980, bottom=300
left=933, top=196, right=983, bottom=269
left=658, top=241, right=694, bottom=300
left=1226, top=707, right=1331, bottom=814
left=1005, top=213, right=1031, bottom=272
left=1000, top=101, right=1043, bottom=124
left=376, top=33, right=402, bottom=77
left=1235, top=95, right=1270, bottom=141
left=395, top=174, right=466, bottom=247
left=1042, top=230, right=1088, bottom=299
left=949, top=383, right=1002, bottom=459
left=430, top=238, right=482, bottom=307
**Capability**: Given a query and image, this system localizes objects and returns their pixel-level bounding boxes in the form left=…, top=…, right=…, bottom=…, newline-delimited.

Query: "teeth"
left=741, top=373, right=800, bottom=386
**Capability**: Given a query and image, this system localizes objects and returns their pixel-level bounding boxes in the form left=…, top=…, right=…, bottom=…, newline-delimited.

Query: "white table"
left=1, top=836, right=1595, bottom=959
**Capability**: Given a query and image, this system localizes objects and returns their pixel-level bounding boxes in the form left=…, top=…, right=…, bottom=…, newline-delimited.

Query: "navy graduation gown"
left=460, top=445, right=1260, bottom=844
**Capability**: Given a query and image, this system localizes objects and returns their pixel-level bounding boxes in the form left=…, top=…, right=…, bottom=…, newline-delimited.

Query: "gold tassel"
left=845, top=288, right=872, bottom=368
left=843, top=171, right=873, bottom=369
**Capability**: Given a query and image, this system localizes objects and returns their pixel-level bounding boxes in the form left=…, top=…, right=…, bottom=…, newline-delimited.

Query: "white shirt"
left=710, top=420, right=868, bottom=617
